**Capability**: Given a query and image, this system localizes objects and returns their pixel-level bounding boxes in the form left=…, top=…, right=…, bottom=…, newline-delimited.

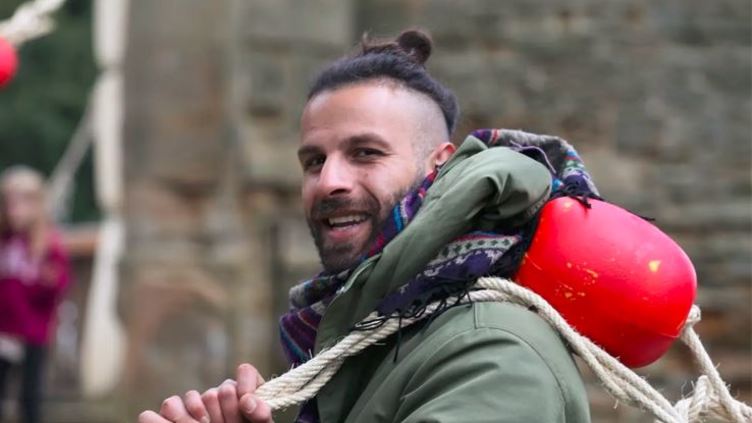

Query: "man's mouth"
left=325, top=213, right=369, bottom=229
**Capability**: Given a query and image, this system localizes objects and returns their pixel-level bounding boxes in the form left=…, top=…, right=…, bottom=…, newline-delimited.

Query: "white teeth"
left=328, top=214, right=367, bottom=226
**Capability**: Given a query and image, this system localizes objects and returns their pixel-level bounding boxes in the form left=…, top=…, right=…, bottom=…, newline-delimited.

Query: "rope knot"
left=684, top=305, right=702, bottom=328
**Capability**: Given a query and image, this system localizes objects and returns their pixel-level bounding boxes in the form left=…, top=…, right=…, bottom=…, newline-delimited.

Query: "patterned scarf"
left=278, top=129, right=598, bottom=422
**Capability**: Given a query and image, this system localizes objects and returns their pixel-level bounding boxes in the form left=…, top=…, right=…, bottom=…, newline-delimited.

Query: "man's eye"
left=353, top=148, right=382, bottom=158
left=303, top=156, right=325, bottom=171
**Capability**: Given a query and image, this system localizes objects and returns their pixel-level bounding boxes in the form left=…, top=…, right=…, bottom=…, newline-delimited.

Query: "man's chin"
left=319, top=244, right=363, bottom=273
left=314, top=222, right=374, bottom=272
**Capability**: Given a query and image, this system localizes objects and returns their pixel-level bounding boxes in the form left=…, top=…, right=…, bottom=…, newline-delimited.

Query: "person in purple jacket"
left=0, top=166, right=71, bottom=423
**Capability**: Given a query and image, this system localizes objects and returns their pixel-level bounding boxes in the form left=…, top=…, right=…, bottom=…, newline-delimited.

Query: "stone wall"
left=120, top=0, right=259, bottom=415
left=118, top=0, right=353, bottom=419
left=119, top=1, right=750, bottom=422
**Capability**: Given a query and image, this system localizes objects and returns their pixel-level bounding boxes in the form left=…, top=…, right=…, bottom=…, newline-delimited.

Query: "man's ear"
left=428, top=142, right=456, bottom=170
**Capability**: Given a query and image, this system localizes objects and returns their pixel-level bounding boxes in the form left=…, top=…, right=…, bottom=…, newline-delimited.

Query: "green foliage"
left=0, top=0, right=98, bottom=222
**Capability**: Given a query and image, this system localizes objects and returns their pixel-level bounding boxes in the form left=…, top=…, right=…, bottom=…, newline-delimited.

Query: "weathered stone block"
left=650, top=0, right=751, bottom=46
left=237, top=120, right=301, bottom=187
left=233, top=0, right=353, bottom=47
left=128, top=0, right=228, bottom=43
left=233, top=50, right=288, bottom=117
left=118, top=262, right=232, bottom=410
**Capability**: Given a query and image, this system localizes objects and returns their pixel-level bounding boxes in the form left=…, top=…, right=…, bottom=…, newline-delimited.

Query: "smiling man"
left=139, top=30, right=591, bottom=423
left=300, top=81, right=454, bottom=274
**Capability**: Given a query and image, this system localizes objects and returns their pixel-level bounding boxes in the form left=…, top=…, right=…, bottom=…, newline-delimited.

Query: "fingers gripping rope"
left=254, top=277, right=752, bottom=423
left=0, top=0, right=67, bottom=46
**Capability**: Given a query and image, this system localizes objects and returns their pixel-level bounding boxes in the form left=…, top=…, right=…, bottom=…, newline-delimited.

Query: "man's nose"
left=317, top=157, right=354, bottom=196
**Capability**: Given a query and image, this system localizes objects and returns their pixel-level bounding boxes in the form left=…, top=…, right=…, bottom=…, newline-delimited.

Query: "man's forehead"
left=300, top=82, right=445, bottom=141
left=304, top=83, right=403, bottom=115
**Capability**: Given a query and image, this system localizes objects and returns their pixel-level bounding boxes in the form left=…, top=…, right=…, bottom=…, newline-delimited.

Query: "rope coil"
left=255, top=277, right=752, bottom=423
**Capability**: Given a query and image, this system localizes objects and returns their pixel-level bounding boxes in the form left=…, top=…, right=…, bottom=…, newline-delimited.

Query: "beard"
left=307, top=194, right=381, bottom=273
left=307, top=173, right=424, bottom=273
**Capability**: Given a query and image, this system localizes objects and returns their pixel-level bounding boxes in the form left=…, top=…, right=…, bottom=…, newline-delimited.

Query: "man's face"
left=299, top=82, right=448, bottom=272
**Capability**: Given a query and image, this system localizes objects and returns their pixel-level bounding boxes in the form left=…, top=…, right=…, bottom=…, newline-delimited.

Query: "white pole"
left=79, top=0, right=129, bottom=398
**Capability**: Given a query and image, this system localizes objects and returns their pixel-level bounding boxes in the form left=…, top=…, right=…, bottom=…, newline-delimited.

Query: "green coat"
left=313, top=138, right=591, bottom=422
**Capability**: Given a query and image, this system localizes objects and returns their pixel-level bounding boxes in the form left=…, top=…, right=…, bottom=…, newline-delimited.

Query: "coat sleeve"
left=394, top=327, right=569, bottom=423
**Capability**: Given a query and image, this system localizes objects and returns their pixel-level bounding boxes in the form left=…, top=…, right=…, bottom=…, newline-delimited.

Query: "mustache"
left=310, top=196, right=381, bottom=220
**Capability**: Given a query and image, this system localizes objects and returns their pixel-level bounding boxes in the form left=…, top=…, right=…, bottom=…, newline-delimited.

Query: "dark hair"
left=308, top=29, right=460, bottom=135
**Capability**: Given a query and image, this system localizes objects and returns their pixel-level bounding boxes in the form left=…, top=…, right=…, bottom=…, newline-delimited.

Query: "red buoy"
left=514, top=197, right=697, bottom=368
left=0, top=37, right=18, bottom=88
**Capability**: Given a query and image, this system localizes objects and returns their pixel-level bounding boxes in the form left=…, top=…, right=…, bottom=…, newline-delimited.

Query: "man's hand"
left=138, top=364, right=273, bottom=423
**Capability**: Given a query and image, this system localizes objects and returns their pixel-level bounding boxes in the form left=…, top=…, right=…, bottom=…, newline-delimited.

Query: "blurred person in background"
left=0, top=166, right=71, bottom=423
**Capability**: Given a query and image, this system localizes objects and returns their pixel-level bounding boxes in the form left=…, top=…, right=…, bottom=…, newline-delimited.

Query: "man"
left=139, top=29, right=591, bottom=423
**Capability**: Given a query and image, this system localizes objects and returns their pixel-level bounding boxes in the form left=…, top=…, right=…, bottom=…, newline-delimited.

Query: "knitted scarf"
left=279, top=129, right=598, bottom=422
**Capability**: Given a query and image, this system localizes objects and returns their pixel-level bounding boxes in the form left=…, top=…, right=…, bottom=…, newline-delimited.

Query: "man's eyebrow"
left=297, top=144, right=323, bottom=160
left=298, top=133, right=391, bottom=159
left=344, top=132, right=390, bottom=149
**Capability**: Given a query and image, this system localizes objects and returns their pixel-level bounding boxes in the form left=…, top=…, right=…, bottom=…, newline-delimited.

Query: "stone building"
left=107, top=1, right=751, bottom=422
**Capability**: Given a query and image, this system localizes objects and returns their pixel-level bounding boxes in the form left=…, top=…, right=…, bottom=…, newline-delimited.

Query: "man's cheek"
left=301, top=183, right=315, bottom=211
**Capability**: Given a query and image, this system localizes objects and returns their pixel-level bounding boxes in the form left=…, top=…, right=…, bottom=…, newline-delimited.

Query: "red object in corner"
left=0, top=37, right=18, bottom=88
left=514, top=197, right=697, bottom=368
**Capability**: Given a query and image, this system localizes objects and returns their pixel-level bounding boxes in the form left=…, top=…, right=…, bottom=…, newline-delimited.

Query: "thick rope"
left=255, top=277, right=752, bottom=423
left=47, top=90, right=94, bottom=221
left=0, top=0, right=67, bottom=46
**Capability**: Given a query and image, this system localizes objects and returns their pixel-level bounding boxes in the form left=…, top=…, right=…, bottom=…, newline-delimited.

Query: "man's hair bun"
left=395, top=29, right=432, bottom=65
left=310, top=28, right=459, bottom=134
left=361, top=29, right=434, bottom=67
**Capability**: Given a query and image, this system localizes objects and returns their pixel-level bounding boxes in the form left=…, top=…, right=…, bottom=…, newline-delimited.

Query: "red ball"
left=514, top=197, right=697, bottom=368
left=0, top=36, right=18, bottom=88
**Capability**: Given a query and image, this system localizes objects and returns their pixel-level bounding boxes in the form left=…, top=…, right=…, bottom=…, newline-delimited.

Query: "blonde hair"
left=0, top=165, right=51, bottom=259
